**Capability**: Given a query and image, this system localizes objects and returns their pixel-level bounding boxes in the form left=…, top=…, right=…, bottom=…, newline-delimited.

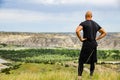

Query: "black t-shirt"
left=79, top=20, right=101, bottom=41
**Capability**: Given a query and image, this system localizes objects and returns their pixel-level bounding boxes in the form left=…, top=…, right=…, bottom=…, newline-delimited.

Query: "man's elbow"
left=76, top=29, right=79, bottom=34
left=104, top=31, right=107, bottom=36
left=100, top=28, right=107, bottom=36
left=101, top=31, right=107, bottom=38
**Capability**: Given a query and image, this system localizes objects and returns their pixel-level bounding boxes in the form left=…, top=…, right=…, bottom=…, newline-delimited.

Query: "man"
left=76, top=11, right=106, bottom=80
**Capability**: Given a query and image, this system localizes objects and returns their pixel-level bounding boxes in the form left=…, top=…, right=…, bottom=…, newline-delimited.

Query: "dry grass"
left=0, top=63, right=120, bottom=80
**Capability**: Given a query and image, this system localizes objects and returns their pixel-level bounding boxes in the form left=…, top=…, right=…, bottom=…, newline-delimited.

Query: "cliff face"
left=0, top=32, right=120, bottom=50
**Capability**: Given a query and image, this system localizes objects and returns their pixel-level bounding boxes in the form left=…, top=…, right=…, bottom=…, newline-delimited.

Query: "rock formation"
left=0, top=32, right=119, bottom=50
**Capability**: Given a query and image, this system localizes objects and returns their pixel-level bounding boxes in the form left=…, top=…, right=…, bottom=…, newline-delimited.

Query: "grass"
left=0, top=63, right=77, bottom=80
left=0, top=49, right=120, bottom=80
left=0, top=63, right=120, bottom=80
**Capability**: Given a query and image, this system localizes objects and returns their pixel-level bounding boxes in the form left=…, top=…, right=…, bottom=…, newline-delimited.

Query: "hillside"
left=0, top=32, right=120, bottom=50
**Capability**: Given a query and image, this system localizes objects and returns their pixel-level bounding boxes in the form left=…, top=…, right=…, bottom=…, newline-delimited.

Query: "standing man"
left=76, top=11, right=106, bottom=80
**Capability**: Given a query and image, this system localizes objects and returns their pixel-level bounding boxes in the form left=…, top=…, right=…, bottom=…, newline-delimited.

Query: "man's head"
left=85, top=11, right=92, bottom=20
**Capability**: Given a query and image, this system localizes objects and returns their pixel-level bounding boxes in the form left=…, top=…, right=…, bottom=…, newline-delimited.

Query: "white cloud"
left=26, top=0, right=119, bottom=7
left=0, top=8, right=119, bottom=32
left=0, top=9, right=81, bottom=23
left=0, top=9, right=47, bottom=22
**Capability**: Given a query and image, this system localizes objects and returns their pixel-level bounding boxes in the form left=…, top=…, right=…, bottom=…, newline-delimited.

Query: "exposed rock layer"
left=0, top=32, right=119, bottom=50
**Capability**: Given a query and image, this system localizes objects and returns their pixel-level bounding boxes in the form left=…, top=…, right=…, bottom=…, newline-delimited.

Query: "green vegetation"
left=0, top=49, right=120, bottom=64
left=0, top=49, right=120, bottom=80
left=97, top=50, right=120, bottom=60
left=0, top=49, right=79, bottom=64
left=0, top=63, right=120, bottom=80
left=1, top=63, right=21, bottom=74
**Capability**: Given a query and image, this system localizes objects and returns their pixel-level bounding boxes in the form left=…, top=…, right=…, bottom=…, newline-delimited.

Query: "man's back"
left=80, top=20, right=101, bottom=41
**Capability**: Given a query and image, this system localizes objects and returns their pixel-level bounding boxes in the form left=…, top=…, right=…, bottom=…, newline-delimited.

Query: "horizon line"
left=0, top=31, right=120, bottom=33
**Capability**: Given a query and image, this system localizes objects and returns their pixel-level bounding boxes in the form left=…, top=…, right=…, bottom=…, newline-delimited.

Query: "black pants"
left=78, top=62, right=95, bottom=76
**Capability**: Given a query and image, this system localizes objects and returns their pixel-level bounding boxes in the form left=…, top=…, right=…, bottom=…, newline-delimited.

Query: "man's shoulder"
left=80, top=20, right=87, bottom=24
left=91, top=20, right=98, bottom=24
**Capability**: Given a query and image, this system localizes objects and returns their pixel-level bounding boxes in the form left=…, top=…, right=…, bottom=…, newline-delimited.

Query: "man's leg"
left=78, top=62, right=84, bottom=80
left=90, top=63, right=95, bottom=76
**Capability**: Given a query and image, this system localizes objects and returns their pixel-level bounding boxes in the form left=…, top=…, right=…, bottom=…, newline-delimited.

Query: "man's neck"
left=86, top=18, right=92, bottom=20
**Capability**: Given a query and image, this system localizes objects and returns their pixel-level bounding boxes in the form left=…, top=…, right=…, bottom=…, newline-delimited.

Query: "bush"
left=0, top=49, right=119, bottom=64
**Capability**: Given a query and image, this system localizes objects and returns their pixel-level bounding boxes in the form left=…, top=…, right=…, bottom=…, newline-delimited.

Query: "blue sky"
left=0, top=0, right=120, bottom=32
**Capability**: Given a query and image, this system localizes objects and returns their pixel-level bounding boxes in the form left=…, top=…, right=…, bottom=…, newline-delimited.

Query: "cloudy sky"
left=0, top=0, right=120, bottom=32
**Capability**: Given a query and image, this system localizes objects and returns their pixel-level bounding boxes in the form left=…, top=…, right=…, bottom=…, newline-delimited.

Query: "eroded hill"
left=0, top=32, right=119, bottom=49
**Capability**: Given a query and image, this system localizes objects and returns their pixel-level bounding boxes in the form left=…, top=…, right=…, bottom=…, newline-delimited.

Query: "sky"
left=0, top=0, right=120, bottom=32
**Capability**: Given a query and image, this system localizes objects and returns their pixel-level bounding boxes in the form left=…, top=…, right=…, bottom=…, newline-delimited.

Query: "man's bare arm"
left=76, top=26, right=86, bottom=42
left=96, top=28, right=107, bottom=40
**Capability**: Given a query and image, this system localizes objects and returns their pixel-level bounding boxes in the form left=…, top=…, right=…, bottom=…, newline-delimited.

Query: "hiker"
left=76, top=11, right=106, bottom=80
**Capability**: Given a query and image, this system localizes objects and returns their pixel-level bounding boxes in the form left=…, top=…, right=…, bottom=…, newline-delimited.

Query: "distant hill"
left=0, top=32, right=120, bottom=50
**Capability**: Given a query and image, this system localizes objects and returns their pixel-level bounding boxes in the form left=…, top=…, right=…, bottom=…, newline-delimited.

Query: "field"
left=0, top=49, right=120, bottom=80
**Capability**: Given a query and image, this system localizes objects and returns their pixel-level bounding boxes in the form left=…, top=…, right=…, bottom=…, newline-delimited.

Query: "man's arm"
left=76, top=26, right=86, bottom=42
left=96, top=28, right=107, bottom=40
